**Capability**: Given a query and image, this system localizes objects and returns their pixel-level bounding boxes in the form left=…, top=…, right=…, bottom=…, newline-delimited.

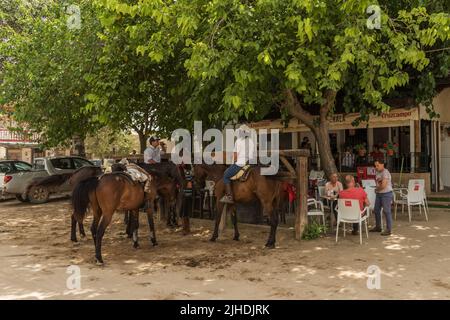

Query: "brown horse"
left=72, top=172, right=158, bottom=265
left=194, top=164, right=282, bottom=248
left=138, top=162, right=189, bottom=233
left=193, top=163, right=227, bottom=185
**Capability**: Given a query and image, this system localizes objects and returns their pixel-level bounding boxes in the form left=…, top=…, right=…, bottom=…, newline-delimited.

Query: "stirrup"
left=220, top=194, right=234, bottom=204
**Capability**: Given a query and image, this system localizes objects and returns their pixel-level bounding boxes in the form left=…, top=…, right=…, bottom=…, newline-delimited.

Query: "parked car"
left=0, top=160, right=33, bottom=200
left=3, top=156, right=94, bottom=204
left=90, top=159, right=102, bottom=168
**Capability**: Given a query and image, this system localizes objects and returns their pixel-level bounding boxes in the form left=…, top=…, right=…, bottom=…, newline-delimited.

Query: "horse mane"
left=137, top=162, right=185, bottom=186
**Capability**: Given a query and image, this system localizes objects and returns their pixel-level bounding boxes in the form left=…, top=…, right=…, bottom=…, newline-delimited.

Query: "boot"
left=220, top=183, right=234, bottom=204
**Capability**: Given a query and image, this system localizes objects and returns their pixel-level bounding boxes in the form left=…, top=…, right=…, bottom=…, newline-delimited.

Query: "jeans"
left=374, top=191, right=393, bottom=231
left=223, top=164, right=242, bottom=184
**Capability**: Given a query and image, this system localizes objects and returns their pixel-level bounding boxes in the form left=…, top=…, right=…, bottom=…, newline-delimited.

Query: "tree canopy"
left=103, top=0, right=449, bottom=175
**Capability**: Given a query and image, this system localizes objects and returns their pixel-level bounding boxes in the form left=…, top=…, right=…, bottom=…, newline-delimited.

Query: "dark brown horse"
left=72, top=172, right=158, bottom=265
left=138, top=162, right=188, bottom=233
left=193, top=163, right=227, bottom=185
left=112, top=164, right=179, bottom=234
left=195, top=165, right=282, bottom=248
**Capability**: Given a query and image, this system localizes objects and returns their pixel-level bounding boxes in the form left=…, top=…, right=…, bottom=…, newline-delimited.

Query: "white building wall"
left=0, top=147, right=6, bottom=159
left=441, top=125, right=450, bottom=188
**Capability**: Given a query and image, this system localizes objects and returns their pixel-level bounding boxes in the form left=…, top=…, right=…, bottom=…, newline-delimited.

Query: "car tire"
left=15, top=194, right=30, bottom=203
left=28, top=185, right=50, bottom=204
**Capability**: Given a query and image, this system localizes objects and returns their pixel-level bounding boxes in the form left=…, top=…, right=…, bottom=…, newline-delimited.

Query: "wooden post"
left=295, top=154, right=309, bottom=240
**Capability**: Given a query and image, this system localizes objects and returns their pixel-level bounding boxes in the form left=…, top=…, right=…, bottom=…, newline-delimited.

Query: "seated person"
left=325, top=173, right=343, bottom=196
left=324, top=173, right=343, bottom=224
left=339, top=175, right=370, bottom=235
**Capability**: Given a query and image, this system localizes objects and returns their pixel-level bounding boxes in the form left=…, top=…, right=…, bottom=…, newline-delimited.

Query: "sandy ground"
left=0, top=197, right=449, bottom=300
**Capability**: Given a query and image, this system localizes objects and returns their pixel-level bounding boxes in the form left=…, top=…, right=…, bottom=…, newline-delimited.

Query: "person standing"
left=370, top=159, right=393, bottom=236
left=144, top=137, right=161, bottom=164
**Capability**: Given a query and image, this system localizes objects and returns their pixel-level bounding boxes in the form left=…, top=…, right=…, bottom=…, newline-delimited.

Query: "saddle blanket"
left=125, top=163, right=153, bottom=194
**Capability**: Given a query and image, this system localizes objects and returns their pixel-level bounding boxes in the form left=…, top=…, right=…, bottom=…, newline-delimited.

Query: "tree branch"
left=283, top=89, right=315, bottom=129
left=320, top=89, right=337, bottom=124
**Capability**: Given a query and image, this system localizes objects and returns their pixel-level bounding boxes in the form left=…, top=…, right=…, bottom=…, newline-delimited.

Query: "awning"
left=250, top=108, right=419, bottom=133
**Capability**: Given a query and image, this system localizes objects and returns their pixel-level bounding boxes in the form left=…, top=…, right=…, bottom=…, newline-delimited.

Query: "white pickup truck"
left=2, top=156, right=94, bottom=203
left=0, top=160, right=33, bottom=200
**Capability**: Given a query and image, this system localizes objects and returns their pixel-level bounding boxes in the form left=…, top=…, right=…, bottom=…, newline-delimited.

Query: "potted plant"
left=383, top=141, right=398, bottom=156
left=355, top=143, right=367, bottom=157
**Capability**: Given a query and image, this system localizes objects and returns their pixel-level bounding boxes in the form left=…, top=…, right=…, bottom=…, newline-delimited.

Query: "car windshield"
left=51, top=158, right=74, bottom=170
left=73, top=158, right=93, bottom=169
left=13, top=162, right=32, bottom=172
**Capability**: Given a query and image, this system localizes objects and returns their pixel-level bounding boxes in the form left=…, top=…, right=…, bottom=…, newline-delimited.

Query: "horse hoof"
left=71, top=238, right=78, bottom=243
left=233, top=236, right=240, bottom=241
left=209, top=237, right=217, bottom=242
left=265, top=243, right=275, bottom=249
left=133, top=242, right=140, bottom=249
left=80, top=234, right=86, bottom=239
left=95, top=259, right=104, bottom=266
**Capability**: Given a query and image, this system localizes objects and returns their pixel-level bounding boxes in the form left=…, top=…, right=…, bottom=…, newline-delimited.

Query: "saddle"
left=101, top=171, right=137, bottom=186
left=230, top=165, right=252, bottom=182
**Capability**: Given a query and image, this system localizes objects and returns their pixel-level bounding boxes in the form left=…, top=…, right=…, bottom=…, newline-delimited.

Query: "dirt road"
left=0, top=198, right=449, bottom=299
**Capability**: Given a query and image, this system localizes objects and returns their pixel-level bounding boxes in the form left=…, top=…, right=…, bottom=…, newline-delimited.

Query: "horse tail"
left=26, top=173, right=72, bottom=194
left=72, top=177, right=99, bottom=223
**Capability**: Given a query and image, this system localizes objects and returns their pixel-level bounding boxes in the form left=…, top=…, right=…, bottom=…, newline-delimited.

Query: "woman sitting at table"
left=325, top=173, right=343, bottom=196
left=324, top=173, right=343, bottom=224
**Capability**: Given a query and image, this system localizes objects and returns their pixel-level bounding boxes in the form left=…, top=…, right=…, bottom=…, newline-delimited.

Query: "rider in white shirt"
left=220, top=124, right=256, bottom=204
left=144, top=137, right=161, bottom=164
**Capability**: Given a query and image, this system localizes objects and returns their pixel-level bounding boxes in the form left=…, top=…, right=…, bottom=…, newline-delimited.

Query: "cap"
left=148, top=136, right=160, bottom=143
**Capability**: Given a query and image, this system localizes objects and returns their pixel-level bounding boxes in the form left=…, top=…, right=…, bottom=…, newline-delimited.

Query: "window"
left=73, top=158, right=93, bottom=169
left=0, top=162, right=13, bottom=173
left=13, top=161, right=32, bottom=172
left=51, top=158, right=74, bottom=170
left=34, top=159, right=45, bottom=170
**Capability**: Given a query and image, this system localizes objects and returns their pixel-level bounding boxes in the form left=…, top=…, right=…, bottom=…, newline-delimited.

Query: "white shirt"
left=234, top=136, right=256, bottom=167
left=144, top=145, right=161, bottom=163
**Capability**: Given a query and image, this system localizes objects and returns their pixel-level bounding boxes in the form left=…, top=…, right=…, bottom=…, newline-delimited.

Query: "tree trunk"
left=312, top=125, right=338, bottom=178
left=71, top=135, right=86, bottom=158
left=137, top=131, right=148, bottom=154
left=284, top=89, right=338, bottom=178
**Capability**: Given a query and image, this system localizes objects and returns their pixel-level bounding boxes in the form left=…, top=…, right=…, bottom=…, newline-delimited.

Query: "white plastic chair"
left=394, top=181, right=428, bottom=222
left=408, top=179, right=429, bottom=213
left=316, top=186, right=330, bottom=209
left=203, top=180, right=215, bottom=208
left=361, top=179, right=376, bottom=190
left=307, top=198, right=326, bottom=233
left=335, top=199, right=369, bottom=245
